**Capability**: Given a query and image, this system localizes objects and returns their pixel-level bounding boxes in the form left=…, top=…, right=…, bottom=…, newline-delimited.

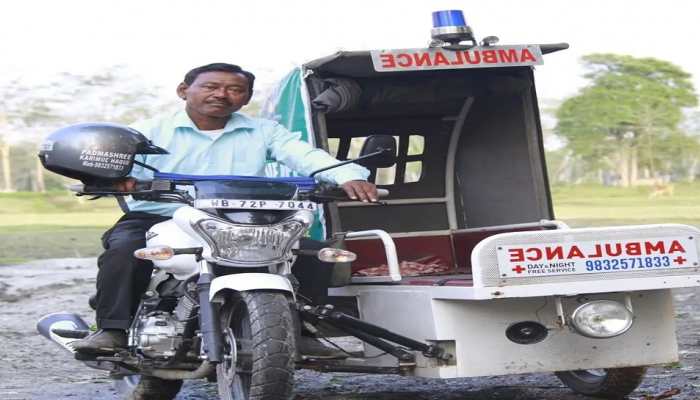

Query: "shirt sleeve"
left=264, top=121, right=369, bottom=184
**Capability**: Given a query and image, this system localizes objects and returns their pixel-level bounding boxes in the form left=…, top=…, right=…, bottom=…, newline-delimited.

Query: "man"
left=72, top=63, right=377, bottom=354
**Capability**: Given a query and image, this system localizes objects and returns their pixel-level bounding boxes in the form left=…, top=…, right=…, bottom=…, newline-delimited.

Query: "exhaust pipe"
left=38, top=312, right=134, bottom=374
left=37, top=312, right=91, bottom=353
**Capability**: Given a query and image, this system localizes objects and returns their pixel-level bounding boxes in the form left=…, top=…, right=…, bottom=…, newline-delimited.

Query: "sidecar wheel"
left=114, top=375, right=182, bottom=400
left=217, top=291, right=296, bottom=400
left=556, top=367, right=647, bottom=399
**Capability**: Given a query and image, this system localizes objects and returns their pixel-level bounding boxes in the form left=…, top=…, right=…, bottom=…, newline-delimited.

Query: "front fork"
left=197, top=260, right=223, bottom=363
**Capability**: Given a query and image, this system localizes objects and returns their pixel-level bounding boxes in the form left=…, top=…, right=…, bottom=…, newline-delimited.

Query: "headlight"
left=193, top=211, right=313, bottom=266
left=570, top=300, right=634, bottom=338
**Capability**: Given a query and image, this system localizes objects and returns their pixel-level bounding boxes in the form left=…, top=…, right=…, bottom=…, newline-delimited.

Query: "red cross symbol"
left=512, top=265, right=526, bottom=274
left=673, top=256, right=687, bottom=265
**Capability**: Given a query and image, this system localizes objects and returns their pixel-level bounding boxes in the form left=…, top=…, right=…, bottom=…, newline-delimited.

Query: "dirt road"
left=1, top=258, right=698, bottom=399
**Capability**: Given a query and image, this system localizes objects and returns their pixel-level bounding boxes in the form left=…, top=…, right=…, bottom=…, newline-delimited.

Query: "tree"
left=0, top=80, right=65, bottom=192
left=556, top=54, right=698, bottom=186
left=0, top=66, right=177, bottom=192
left=678, top=109, right=700, bottom=181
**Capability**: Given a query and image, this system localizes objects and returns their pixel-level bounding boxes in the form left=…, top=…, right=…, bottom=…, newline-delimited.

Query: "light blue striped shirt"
left=125, top=110, right=368, bottom=216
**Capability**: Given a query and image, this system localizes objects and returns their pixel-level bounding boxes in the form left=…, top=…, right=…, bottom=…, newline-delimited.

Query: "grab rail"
left=344, top=229, right=401, bottom=282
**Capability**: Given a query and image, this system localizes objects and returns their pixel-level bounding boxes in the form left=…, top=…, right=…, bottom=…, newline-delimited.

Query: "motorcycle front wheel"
left=217, top=291, right=296, bottom=400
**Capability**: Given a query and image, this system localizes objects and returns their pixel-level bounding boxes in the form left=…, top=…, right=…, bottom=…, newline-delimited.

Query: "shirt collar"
left=173, top=110, right=255, bottom=133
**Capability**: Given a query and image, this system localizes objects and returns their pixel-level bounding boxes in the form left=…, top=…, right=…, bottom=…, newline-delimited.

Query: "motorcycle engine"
left=135, top=292, right=198, bottom=359
left=136, top=313, right=182, bottom=358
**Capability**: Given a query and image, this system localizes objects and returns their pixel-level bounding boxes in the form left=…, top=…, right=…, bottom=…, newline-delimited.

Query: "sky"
left=1, top=0, right=699, bottom=105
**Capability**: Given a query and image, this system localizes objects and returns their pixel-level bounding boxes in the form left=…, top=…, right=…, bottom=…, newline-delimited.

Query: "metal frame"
left=445, top=97, right=474, bottom=229
left=343, top=229, right=401, bottom=282
left=333, top=97, right=474, bottom=232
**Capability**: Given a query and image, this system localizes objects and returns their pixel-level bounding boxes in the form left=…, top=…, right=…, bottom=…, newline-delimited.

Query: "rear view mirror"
left=358, top=135, right=397, bottom=168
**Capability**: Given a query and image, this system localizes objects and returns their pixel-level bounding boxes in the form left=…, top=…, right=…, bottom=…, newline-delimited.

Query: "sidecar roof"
left=261, top=43, right=569, bottom=237
left=303, top=43, right=568, bottom=77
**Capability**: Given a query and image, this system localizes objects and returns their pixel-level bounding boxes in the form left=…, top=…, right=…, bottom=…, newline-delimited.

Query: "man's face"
left=177, top=71, right=251, bottom=119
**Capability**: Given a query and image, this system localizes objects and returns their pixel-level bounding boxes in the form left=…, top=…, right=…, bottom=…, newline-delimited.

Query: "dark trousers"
left=95, top=212, right=333, bottom=330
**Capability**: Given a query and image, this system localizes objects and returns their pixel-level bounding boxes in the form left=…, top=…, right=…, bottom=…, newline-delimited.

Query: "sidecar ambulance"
left=261, top=10, right=700, bottom=398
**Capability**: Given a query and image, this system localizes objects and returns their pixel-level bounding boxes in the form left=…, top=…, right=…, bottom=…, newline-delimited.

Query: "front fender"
left=209, top=273, right=294, bottom=301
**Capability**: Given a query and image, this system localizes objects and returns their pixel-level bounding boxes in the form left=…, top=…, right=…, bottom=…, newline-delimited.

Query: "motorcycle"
left=37, top=143, right=393, bottom=400
left=38, top=9, right=700, bottom=399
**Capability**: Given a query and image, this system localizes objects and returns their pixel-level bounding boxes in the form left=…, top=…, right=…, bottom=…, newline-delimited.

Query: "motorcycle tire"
left=114, top=375, right=183, bottom=400
left=217, top=291, right=296, bottom=400
left=555, top=367, right=647, bottom=399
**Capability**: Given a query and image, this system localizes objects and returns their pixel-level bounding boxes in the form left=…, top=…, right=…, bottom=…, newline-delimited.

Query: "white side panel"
left=342, top=287, right=677, bottom=378
left=469, top=223, right=700, bottom=298
left=209, top=273, right=294, bottom=301
left=357, top=289, right=437, bottom=368
left=430, top=290, right=677, bottom=378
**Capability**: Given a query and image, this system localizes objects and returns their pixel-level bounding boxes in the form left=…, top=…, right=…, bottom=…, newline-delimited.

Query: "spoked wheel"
left=217, top=291, right=296, bottom=400
left=556, top=367, right=647, bottom=399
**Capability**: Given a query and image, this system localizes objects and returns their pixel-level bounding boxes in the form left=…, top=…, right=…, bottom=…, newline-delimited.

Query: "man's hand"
left=113, top=178, right=137, bottom=192
left=341, top=180, right=378, bottom=202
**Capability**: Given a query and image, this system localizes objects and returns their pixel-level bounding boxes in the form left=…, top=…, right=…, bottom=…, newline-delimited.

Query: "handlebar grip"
left=133, top=180, right=153, bottom=191
left=68, top=183, right=85, bottom=193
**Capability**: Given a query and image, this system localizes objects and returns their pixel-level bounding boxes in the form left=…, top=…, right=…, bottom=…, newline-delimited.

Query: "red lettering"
left=433, top=52, right=450, bottom=66
left=567, top=246, right=585, bottom=259
left=668, top=240, right=686, bottom=253
left=525, top=247, right=543, bottom=261
left=626, top=242, right=641, bottom=256
left=482, top=50, right=498, bottom=63
left=508, top=248, right=525, bottom=262
left=413, top=52, right=432, bottom=67
left=396, top=53, right=412, bottom=67
left=498, top=49, right=518, bottom=63
left=463, top=50, right=481, bottom=64
left=450, top=51, right=464, bottom=65
left=545, top=246, right=564, bottom=260
left=380, top=54, right=395, bottom=68
left=605, top=243, right=622, bottom=256
left=645, top=241, right=665, bottom=254
left=588, top=244, right=603, bottom=258
left=520, top=49, right=537, bottom=62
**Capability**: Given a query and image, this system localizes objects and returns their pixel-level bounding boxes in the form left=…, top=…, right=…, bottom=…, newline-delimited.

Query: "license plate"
left=496, top=236, right=699, bottom=278
left=194, top=199, right=317, bottom=211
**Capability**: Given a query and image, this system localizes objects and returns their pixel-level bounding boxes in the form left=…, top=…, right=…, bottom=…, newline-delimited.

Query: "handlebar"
left=69, top=180, right=153, bottom=194
left=69, top=179, right=389, bottom=204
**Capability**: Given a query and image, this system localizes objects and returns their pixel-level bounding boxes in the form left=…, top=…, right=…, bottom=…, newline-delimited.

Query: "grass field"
left=0, top=192, right=121, bottom=264
left=0, top=185, right=698, bottom=264
left=552, top=183, right=700, bottom=228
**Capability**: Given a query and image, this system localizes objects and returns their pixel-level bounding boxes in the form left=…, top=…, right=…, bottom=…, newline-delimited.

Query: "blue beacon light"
left=430, top=9, right=474, bottom=46
left=432, top=10, right=467, bottom=29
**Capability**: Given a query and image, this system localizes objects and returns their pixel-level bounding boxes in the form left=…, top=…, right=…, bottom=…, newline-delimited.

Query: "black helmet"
left=38, top=122, right=168, bottom=183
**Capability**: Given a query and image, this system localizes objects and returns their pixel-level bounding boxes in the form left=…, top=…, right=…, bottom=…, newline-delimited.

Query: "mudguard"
left=209, top=273, right=294, bottom=301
